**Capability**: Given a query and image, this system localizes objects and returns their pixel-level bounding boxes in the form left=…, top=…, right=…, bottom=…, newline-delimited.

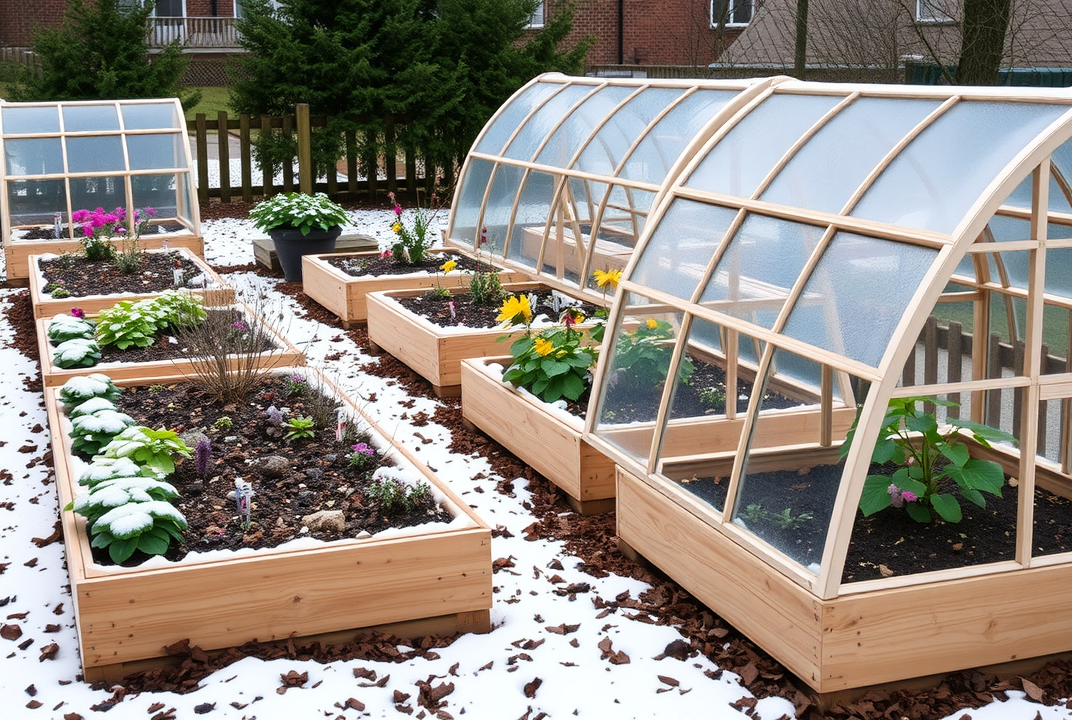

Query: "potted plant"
left=249, top=192, right=349, bottom=282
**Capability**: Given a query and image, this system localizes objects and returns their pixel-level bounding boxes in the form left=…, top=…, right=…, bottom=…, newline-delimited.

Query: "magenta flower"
left=350, top=442, right=374, bottom=456
left=902, top=490, right=918, bottom=503
left=70, top=307, right=85, bottom=318
left=393, top=204, right=403, bottom=217
left=380, top=249, right=392, bottom=259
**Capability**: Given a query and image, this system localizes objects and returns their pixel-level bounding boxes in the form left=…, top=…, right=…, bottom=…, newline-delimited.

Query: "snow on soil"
left=0, top=211, right=1068, bottom=719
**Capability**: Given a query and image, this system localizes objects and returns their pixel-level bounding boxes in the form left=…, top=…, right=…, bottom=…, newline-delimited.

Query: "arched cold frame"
left=565, top=77, right=1072, bottom=691
left=0, top=97, right=202, bottom=281
left=446, top=73, right=775, bottom=303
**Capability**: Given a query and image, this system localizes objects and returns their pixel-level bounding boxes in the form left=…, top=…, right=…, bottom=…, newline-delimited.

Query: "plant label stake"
left=173, top=258, right=183, bottom=288
left=54, top=212, right=63, bottom=239
left=234, top=478, right=254, bottom=529
left=335, top=407, right=347, bottom=442
left=448, top=300, right=456, bottom=320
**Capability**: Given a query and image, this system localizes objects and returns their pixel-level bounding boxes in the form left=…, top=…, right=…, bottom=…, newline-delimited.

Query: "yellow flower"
left=440, top=259, right=457, bottom=274
left=593, top=268, right=621, bottom=290
left=534, top=337, right=554, bottom=356
left=646, top=318, right=658, bottom=330
left=496, top=294, right=532, bottom=325
left=392, top=222, right=402, bottom=234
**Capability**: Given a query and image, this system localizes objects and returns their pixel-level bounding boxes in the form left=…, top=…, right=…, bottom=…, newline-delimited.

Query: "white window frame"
left=710, top=0, right=753, bottom=28
left=527, top=1, right=545, bottom=29
left=915, top=0, right=955, bottom=23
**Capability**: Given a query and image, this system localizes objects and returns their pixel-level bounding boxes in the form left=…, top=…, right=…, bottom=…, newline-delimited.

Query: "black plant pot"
left=269, top=225, right=342, bottom=282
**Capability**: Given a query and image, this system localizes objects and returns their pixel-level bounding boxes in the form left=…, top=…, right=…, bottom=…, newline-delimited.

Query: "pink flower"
left=393, top=204, right=402, bottom=217
left=380, top=249, right=392, bottom=259
left=71, top=209, right=88, bottom=223
left=70, top=307, right=84, bottom=318
left=902, top=491, right=918, bottom=503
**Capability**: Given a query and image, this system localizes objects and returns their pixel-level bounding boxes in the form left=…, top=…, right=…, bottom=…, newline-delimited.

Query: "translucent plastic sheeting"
left=781, top=233, right=939, bottom=368
left=761, top=97, right=941, bottom=215
left=120, top=103, right=181, bottom=130
left=575, top=87, right=687, bottom=177
left=535, top=85, right=635, bottom=167
left=685, top=93, right=843, bottom=199
left=502, top=84, right=597, bottom=162
left=474, top=82, right=560, bottom=156
left=0, top=106, right=60, bottom=135
left=452, top=158, right=496, bottom=245
left=852, top=101, right=1069, bottom=234
left=61, top=104, right=120, bottom=132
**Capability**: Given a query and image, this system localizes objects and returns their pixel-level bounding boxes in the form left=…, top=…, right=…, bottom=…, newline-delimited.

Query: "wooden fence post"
left=297, top=103, right=312, bottom=195
left=217, top=111, right=231, bottom=203
left=195, top=113, right=209, bottom=205
left=260, top=115, right=273, bottom=198
left=240, top=114, right=252, bottom=203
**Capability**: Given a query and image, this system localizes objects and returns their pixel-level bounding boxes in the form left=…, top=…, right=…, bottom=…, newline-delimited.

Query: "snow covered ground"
left=1, top=210, right=1070, bottom=719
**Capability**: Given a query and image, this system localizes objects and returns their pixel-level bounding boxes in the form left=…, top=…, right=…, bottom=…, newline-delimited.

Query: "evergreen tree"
left=8, top=0, right=199, bottom=109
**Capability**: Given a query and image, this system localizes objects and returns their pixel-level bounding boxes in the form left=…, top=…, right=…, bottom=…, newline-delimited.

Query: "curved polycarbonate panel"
left=474, top=82, right=561, bottom=155
left=685, top=93, right=843, bottom=199
left=502, top=84, right=598, bottom=162
left=1046, top=247, right=1072, bottom=299
left=62, top=104, right=120, bottom=132
left=120, top=103, right=181, bottom=130
left=1003, top=170, right=1072, bottom=215
left=782, top=233, right=939, bottom=368
left=1, top=106, right=60, bottom=135
left=575, top=87, right=687, bottom=177
left=451, top=158, right=495, bottom=245
left=851, top=101, right=1069, bottom=234
left=699, top=214, right=824, bottom=329
left=507, top=170, right=557, bottom=271
left=67, top=136, right=125, bottom=173
left=535, top=85, right=634, bottom=167
left=762, top=97, right=940, bottom=214
left=621, top=89, right=739, bottom=184
left=4, top=138, right=63, bottom=176
left=481, top=163, right=527, bottom=264
left=126, top=134, right=186, bottom=171
left=630, top=198, right=737, bottom=301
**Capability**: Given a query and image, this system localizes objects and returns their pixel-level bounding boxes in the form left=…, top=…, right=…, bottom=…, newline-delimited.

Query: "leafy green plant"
left=47, top=283, right=72, bottom=298
left=249, top=192, right=348, bottom=235
left=284, top=373, right=308, bottom=397
left=612, top=318, right=693, bottom=391
left=346, top=440, right=380, bottom=472
left=47, top=313, right=96, bottom=345
left=59, top=374, right=122, bottom=413
left=112, top=237, right=145, bottom=274
left=213, top=416, right=233, bottom=430
left=699, top=386, right=727, bottom=411
left=95, top=298, right=165, bottom=349
left=365, top=475, right=430, bottom=513
left=386, top=190, right=438, bottom=265
left=842, top=397, right=1018, bottom=523
left=424, top=258, right=456, bottom=300
left=283, top=415, right=315, bottom=442
left=467, top=268, right=503, bottom=306
left=502, top=308, right=598, bottom=403
left=69, top=406, right=137, bottom=456
left=69, top=476, right=180, bottom=524
left=85, top=499, right=187, bottom=564
left=154, top=290, right=206, bottom=331
left=52, top=337, right=101, bottom=368
left=740, top=503, right=813, bottom=530
left=99, top=426, right=193, bottom=476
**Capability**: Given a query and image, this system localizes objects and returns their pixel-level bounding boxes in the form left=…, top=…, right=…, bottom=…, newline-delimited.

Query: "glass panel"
left=1049, top=136, right=1072, bottom=211
left=68, top=175, right=127, bottom=216
left=61, top=104, right=120, bottom=132
left=621, top=89, right=738, bottom=185
left=451, top=158, right=495, bottom=245
left=1002, top=172, right=1072, bottom=214
left=576, top=87, right=685, bottom=177
left=782, top=233, right=939, bottom=367
left=852, top=101, right=1068, bottom=234
left=836, top=390, right=1021, bottom=583
left=630, top=198, right=737, bottom=301
left=7, top=179, right=68, bottom=228
left=503, top=84, right=596, bottom=162
left=507, top=170, right=556, bottom=273
left=698, top=214, right=823, bottom=329
left=481, top=164, right=526, bottom=265
left=474, top=82, right=560, bottom=155
left=762, top=97, right=940, bottom=214
left=1034, top=394, right=1072, bottom=554
left=130, top=173, right=180, bottom=219
left=535, top=85, right=633, bottom=167
left=120, top=102, right=180, bottom=130
left=733, top=349, right=858, bottom=573
left=685, top=93, right=844, bottom=199
left=1041, top=305, right=1069, bottom=374
left=66, top=135, right=126, bottom=173
left=1047, top=247, right=1072, bottom=301
left=1, top=106, right=60, bottom=135
left=594, top=293, right=687, bottom=462
left=4, top=138, right=63, bottom=176
left=126, top=133, right=185, bottom=171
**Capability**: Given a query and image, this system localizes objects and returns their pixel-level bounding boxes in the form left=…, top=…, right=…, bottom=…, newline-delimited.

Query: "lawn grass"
left=184, top=86, right=234, bottom=123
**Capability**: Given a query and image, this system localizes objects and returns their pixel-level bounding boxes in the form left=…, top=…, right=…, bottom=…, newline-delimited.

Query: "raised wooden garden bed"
left=519, top=226, right=632, bottom=277
left=6, top=234, right=205, bottom=284
left=302, top=246, right=527, bottom=328
left=28, top=247, right=234, bottom=319
left=36, top=302, right=304, bottom=387
left=365, top=282, right=597, bottom=396
left=45, top=367, right=493, bottom=681
left=461, top=356, right=615, bottom=515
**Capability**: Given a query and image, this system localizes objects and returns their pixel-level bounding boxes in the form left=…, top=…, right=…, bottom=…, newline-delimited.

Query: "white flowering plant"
left=249, top=192, right=349, bottom=236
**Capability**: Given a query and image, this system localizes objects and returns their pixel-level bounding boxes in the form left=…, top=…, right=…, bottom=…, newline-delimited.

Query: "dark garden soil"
left=103, top=374, right=451, bottom=565
left=11, top=227, right=1072, bottom=718
left=18, top=221, right=185, bottom=241
left=38, top=251, right=206, bottom=298
left=327, top=251, right=491, bottom=278
left=395, top=286, right=601, bottom=330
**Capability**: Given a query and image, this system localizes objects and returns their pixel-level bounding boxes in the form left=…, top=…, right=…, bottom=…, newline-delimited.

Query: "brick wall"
left=0, top=1, right=67, bottom=47
left=550, top=0, right=744, bottom=69
left=185, top=0, right=239, bottom=17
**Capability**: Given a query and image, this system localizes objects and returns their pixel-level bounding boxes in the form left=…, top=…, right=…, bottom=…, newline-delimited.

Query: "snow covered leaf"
left=95, top=500, right=187, bottom=539
left=78, top=457, right=153, bottom=487
left=52, top=338, right=100, bottom=369
left=68, top=396, right=117, bottom=418
left=71, top=409, right=135, bottom=436
left=59, top=373, right=121, bottom=412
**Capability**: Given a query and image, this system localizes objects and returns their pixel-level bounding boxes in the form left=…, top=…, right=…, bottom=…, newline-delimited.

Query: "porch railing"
left=149, top=17, right=241, bottom=50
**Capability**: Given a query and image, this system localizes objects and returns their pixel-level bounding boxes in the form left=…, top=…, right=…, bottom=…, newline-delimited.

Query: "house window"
left=528, top=1, right=545, bottom=29
left=916, top=0, right=955, bottom=23
left=710, top=0, right=753, bottom=27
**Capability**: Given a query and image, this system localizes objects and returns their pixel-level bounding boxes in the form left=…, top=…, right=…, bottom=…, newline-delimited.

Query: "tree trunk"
left=956, top=0, right=1012, bottom=85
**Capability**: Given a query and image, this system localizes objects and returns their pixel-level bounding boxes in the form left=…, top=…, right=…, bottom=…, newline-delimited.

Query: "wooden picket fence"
left=187, top=103, right=446, bottom=204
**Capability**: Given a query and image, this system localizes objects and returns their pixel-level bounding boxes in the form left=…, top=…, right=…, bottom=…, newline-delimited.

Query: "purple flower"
left=70, top=307, right=85, bottom=318
left=350, top=442, right=374, bottom=456
left=230, top=320, right=248, bottom=330
left=902, top=490, right=918, bottom=503
left=194, top=437, right=212, bottom=476
left=264, top=405, right=283, bottom=426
